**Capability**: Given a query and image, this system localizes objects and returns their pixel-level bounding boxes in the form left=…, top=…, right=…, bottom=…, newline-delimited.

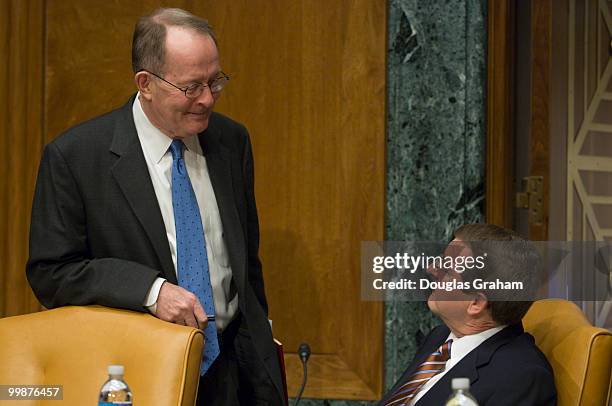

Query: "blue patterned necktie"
left=170, top=139, right=219, bottom=376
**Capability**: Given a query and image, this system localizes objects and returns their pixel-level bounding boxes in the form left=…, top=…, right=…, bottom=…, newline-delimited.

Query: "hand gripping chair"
left=523, top=299, right=612, bottom=406
left=0, top=306, right=204, bottom=405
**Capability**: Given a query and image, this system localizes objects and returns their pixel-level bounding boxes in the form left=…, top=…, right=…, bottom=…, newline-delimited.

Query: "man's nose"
left=196, top=86, right=215, bottom=107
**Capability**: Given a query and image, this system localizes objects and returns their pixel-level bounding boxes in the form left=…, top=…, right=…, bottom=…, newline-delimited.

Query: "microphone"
left=294, top=343, right=311, bottom=405
left=298, top=343, right=310, bottom=363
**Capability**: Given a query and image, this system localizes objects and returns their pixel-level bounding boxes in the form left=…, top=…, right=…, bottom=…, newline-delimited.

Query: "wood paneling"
left=0, top=0, right=45, bottom=317
left=529, top=0, right=552, bottom=240
left=198, top=2, right=386, bottom=399
left=43, top=1, right=386, bottom=399
left=45, top=0, right=194, bottom=141
left=486, top=0, right=515, bottom=229
left=487, top=0, right=553, bottom=239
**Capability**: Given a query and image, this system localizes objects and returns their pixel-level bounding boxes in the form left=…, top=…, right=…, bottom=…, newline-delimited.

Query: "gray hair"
left=132, top=8, right=217, bottom=74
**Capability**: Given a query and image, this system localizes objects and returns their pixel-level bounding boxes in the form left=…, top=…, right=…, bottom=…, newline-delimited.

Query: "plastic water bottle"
left=98, top=365, right=133, bottom=405
left=445, top=378, right=478, bottom=406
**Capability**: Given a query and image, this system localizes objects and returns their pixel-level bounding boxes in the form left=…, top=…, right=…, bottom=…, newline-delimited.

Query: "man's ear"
left=467, top=292, right=489, bottom=316
left=134, top=71, right=153, bottom=101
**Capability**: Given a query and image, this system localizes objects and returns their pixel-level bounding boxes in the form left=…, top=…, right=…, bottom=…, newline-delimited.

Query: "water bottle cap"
left=451, top=377, right=470, bottom=390
left=108, top=365, right=124, bottom=376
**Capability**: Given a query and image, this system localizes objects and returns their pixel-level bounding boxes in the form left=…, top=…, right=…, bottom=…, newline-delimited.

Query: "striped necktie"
left=170, top=140, right=220, bottom=376
left=384, top=339, right=453, bottom=405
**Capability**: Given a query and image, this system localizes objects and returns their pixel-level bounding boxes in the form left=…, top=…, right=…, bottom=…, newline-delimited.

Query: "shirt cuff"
left=144, top=277, right=166, bottom=314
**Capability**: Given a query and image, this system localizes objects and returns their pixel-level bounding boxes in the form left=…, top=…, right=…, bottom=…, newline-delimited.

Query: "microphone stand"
left=294, top=343, right=310, bottom=406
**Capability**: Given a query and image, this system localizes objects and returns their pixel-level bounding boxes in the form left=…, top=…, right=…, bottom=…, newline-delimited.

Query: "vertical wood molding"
left=0, top=0, right=45, bottom=317
left=529, top=0, right=552, bottom=240
left=486, top=0, right=515, bottom=228
left=0, top=0, right=8, bottom=318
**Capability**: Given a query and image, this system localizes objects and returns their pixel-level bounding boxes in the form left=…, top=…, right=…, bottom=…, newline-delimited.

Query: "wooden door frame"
left=486, top=0, right=552, bottom=240
left=486, top=0, right=516, bottom=229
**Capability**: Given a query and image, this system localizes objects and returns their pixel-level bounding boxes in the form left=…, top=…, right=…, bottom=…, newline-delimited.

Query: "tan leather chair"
left=0, top=306, right=204, bottom=405
left=523, top=299, right=612, bottom=406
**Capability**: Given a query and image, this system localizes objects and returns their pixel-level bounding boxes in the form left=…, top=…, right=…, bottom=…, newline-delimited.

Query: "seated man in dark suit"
left=379, top=224, right=557, bottom=406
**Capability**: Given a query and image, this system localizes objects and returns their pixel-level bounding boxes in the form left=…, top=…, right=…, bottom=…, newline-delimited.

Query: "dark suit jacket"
left=379, top=323, right=557, bottom=406
left=26, top=95, right=283, bottom=401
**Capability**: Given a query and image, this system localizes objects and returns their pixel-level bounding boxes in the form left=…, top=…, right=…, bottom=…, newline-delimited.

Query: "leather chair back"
left=0, top=306, right=204, bottom=405
left=523, top=299, right=612, bottom=406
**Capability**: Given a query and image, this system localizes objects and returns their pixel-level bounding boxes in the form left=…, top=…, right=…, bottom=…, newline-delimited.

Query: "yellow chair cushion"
left=0, top=306, right=204, bottom=405
left=523, top=299, right=612, bottom=406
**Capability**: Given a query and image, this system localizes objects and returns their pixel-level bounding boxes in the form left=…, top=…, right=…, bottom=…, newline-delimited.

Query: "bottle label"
left=98, top=403, right=132, bottom=405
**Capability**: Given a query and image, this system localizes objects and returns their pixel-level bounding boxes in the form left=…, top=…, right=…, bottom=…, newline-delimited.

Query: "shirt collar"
left=182, top=132, right=200, bottom=154
left=446, top=325, right=506, bottom=360
left=132, top=94, right=201, bottom=163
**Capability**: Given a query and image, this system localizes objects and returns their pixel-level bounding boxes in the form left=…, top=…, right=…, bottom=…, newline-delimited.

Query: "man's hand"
left=154, top=282, right=208, bottom=330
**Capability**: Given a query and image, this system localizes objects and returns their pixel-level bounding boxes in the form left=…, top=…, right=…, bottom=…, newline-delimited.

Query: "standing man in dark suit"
left=379, top=224, right=557, bottom=406
left=26, top=8, right=283, bottom=405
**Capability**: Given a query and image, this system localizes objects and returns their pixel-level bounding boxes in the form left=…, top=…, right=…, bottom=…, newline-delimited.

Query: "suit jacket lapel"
left=199, top=121, right=247, bottom=299
left=415, top=324, right=524, bottom=406
left=416, top=351, right=479, bottom=405
left=109, top=96, right=177, bottom=284
left=378, top=326, right=450, bottom=405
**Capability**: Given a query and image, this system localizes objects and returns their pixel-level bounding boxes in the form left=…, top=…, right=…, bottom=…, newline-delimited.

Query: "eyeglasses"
left=140, top=69, right=230, bottom=99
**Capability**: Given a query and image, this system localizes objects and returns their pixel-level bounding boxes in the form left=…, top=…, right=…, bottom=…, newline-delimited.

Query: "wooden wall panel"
left=197, top=2, right=386, bottom=399
left=44, top=1, right=386, bottom=400
left=487, top=0, right=552, bottom=240
left=0, top=0, right=45, bottom=317
left=45, top=0, right=198, bottom=142
left=529, top=0, right=551, bottom=240
left=486, top=0, right=515, bottom=228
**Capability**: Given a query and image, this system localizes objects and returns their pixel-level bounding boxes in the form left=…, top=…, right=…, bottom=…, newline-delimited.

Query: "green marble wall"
left=298, top=0, right=486, bottom=404
left=385, top=0, right=486, bottom=397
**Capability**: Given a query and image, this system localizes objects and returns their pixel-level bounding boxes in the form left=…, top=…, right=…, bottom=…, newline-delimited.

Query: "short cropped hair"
left=453, top=224, right=540, bottom=325
left=132, top=8, right=217, bottom=74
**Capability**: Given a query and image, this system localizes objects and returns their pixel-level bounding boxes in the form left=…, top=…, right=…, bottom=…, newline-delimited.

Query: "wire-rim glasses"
left=140, top=69, right=230, bottom=99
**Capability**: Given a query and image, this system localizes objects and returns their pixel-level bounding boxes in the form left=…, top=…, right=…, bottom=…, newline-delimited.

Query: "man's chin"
left=426, top=295, right=437, bottom=313
left=188, top=121, right=209, bottom=136
left=427, top=291, right=448, bottom=316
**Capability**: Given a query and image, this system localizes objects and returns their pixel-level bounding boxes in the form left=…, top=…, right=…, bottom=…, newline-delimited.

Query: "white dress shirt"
left=409, top=325, right=506, bottom=405
left=133, top=94, right=238, bottom=330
